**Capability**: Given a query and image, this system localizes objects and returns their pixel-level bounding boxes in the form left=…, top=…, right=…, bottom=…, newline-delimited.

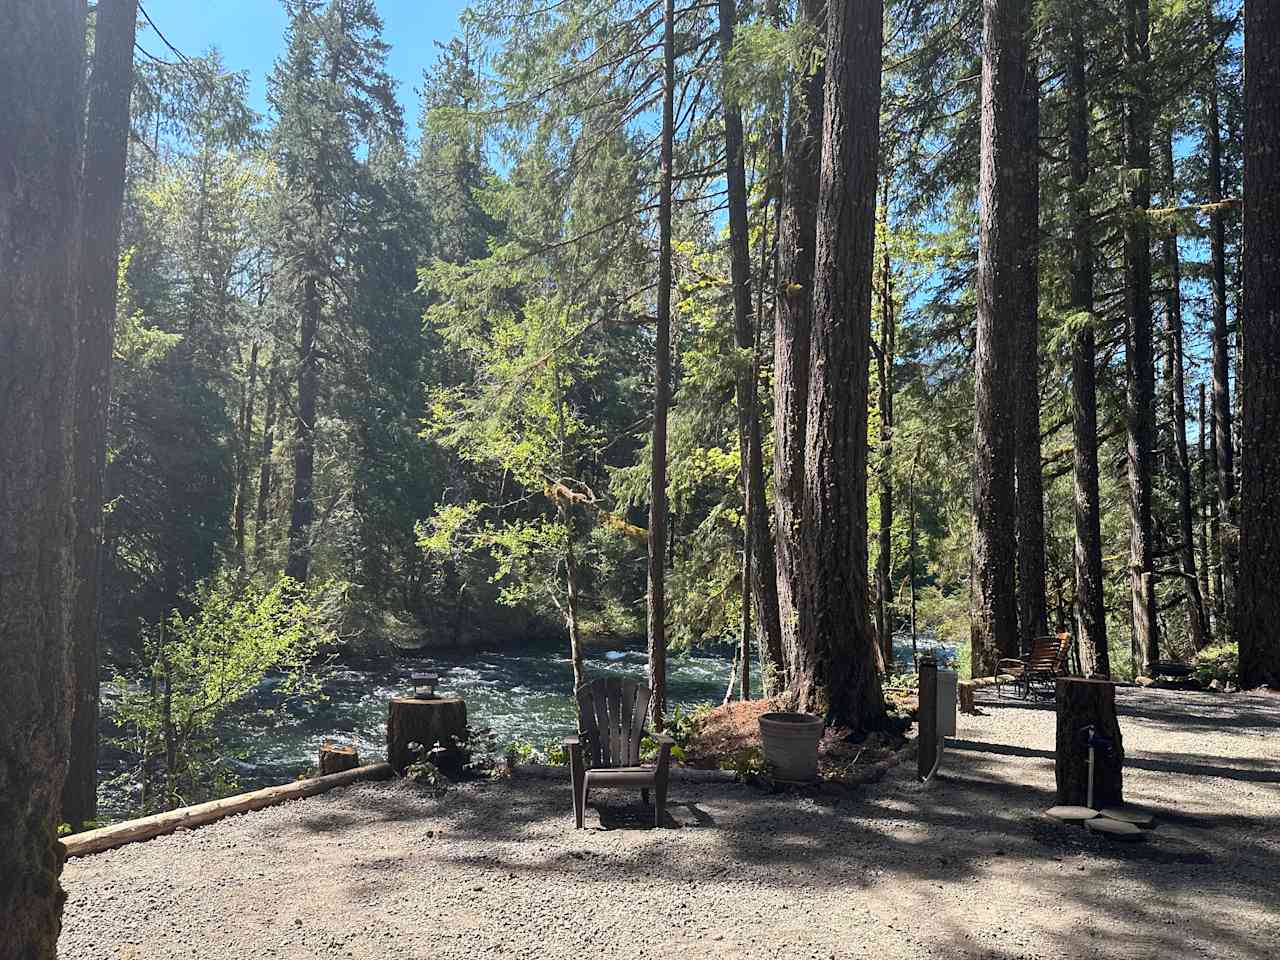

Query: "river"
left=97, top=633, right=952, bottom=820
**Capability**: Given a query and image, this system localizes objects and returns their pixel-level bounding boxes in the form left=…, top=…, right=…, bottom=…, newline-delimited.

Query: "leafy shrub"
left=106, top=571, right=346, bottom=813
left=1194, top=642, right=1238, bottom=687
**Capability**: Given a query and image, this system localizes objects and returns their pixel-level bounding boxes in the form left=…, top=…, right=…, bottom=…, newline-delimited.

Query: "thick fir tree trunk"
left=1237, top=0, right=1280, bottom=688
left=1123, top=0, right=1160, bottom=676
left=254, top=357, right=280, bottom=567
left=64, top=0, right=137, bottom=832
left=774, top=0, right=825, bottom=686
left=876, top=221, right=895, bottom=673
left=1197, top=383, right=1214, bottom=641
left=791, top=0, right=886, bottom=731
left=0, top=1, right=86, bottom=951
left=286, top=276, right=319, bottom=582
left=972, top=0, right=1031, bottom=677
left=1159, top=129, right=1208, bottom=651
left=1066, top=9, right=1108, bottom=677
left=1014, top=55, right=1048, bottom=650
left=648, top=0, right=675, bottom=730
left=1204, top=2, right=1237, bottom=634
left=719, top=0, right=783, bottom=694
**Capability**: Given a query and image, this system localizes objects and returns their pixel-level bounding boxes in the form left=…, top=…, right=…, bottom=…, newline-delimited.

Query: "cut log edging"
left=62, top=761, right=393, bottom=859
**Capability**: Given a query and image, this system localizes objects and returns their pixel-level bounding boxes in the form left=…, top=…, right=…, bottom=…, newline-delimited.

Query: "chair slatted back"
left=576, top=675, right=651, bottom=769
left=1025, top=634, right=1070, bottom=673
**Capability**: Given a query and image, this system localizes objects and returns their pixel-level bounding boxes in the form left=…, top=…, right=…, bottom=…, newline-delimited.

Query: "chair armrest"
left=562, top=734, right=580, bottom=747
left=996, top=658, right=1025, bottom=672
left=652, top=733, right=676, bottom=747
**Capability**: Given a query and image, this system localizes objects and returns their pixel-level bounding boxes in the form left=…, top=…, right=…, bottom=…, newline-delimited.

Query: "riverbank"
left=61, top=686, right=1278, bottom=959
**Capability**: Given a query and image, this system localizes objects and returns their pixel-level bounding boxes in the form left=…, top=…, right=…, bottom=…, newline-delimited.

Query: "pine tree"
left=1237, top=0, right=1280, bottom=688
left=64, top=0, right=138, bottom=832
left=0, top=2, right=86, bottom=951
left=791, top=0, right=886, bottom=730
left=972, top=0, right=1033, bottom=676
left=269, top=0, right=401, bottom=583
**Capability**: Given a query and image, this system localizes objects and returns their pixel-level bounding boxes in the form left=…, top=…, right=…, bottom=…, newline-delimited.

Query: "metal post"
left=917, top=655, right=938, bottom=780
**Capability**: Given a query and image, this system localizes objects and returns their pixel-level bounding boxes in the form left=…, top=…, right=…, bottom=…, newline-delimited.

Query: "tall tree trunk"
left=234, top=341, right=260, bottom=570
left=876, top=201, right=895, bottom=674
left=971, top=0, right=1031, bottom=677
left=774, top=0, right=825, bottom=686
left=1204, top=0, right=1236, bottom=635
left=648, top=0, right=675, bottom=730
left=1123, top=0, right=1159, bottom=676
left=719, top=0, right=781, bottom=694
left=791, top=0, right=886, bottom=732
left=63, top=0, right=137, bottom=832
left=1237, top=0, right=1280, bottom=687
left=0, top=1, right=86, bottom=951
left=1066, top=5, right=1108, bottom=677
left=1197, top=383, right=1214, bottom=641
left=1159, top=128, right=1208, bottom=651
left=254, top=356, right=280, bottom=568
left=286, top=276, right=319, bottom=583
left=1014, top=54, right=1048, bottom=650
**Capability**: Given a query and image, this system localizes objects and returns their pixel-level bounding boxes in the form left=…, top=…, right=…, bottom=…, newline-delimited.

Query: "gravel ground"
left=61, top=687, right=1279, bottom=960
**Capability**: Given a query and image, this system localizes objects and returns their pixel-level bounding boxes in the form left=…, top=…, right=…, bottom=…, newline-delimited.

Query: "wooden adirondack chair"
left=997, top=633, right=1073, bottom=699
left=563, top=676, right=674, bottom=828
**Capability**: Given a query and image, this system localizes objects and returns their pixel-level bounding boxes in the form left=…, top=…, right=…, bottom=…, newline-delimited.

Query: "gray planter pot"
left=758, top=712, right=825, bottom=781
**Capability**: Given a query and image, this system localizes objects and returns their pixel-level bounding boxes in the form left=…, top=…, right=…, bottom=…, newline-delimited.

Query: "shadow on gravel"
left=949, top=737, right=1280, bottom=783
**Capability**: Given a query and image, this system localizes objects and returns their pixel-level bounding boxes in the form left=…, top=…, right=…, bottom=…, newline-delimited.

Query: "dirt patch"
left=682, top=698, right=914, bottom=782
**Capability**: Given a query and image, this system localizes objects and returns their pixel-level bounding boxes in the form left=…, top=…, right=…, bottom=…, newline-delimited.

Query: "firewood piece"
left=386, top=696, right=468, bottom=775
left=319, top=741, right=359, bottom=776
left=1055, top=677, right=1124, bottom=808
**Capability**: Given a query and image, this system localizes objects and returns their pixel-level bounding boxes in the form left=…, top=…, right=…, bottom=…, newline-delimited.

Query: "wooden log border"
left=63, top=761, right=394, bottom=859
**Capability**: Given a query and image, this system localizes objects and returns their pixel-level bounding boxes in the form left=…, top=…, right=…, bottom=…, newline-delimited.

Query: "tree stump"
left=387, top=696, right=468, bottom=776
left=319, top=742, right=359, bottom=776
left=1055, top=677, right=1124, bottom=808
left=957, top=680, right=977, bottom=715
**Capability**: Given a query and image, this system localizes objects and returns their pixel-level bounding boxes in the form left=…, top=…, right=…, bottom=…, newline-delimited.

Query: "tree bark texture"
left=791, top=0, right=886, bottom=732
left=1054, top=678, right=1124, bottom=808
left=1159, top=129, right=1208, bottom=652
left=1197, top=383, right=1214, bottom=643
left=1065, top=10, right=1108, bottom=677
left=1237, top=0, right=1280, bottom=688
left=971, top=0, right=1031, bottom=677
left=63, top=0, right=137, bottom=832
left=286, top=276, right=319, bottom=582
left=1204, top=0, right=1237, bottom=636
left=876, top=221, right=895, bottom=673
left=719, top=0, right=782, bottom=694
left=0, top=1, right=87, bottom=952
left=774, top=0, right=825, bottom=687
left=648, top=0, right=676, bottom=730
left=1123, top=0, right=1159, bottom=676
left=1014, top=54, right=1048, bottom=650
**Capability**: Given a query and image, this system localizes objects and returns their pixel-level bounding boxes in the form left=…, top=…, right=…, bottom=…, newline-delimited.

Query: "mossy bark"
left=0, top=2, right=88, bottom=953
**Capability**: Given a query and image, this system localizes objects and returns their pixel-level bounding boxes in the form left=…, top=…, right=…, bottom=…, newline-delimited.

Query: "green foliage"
left=1194, top=642, right=1239, bottom=687
left=106, top=572, right=346, bottom=812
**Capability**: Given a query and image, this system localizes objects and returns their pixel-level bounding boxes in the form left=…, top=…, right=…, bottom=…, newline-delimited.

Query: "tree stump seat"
left=1054, top=677, right=1124, bottom=809
left=387, top=696, right=468, bottom=776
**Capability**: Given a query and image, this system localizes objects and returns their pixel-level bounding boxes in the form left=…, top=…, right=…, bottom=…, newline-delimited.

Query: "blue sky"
left=140, top=0, right=471, bottom=118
